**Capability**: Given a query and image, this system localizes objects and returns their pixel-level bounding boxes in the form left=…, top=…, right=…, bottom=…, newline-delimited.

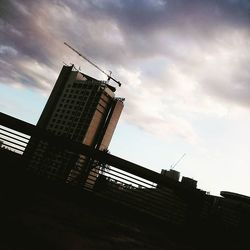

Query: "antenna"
left=64, top=42, right=122, bottom=87
left=170, top=153, right=186, bottom=170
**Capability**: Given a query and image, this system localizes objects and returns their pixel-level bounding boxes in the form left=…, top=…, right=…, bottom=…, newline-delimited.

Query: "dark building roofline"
left=220, top=191, right=250, bottom=204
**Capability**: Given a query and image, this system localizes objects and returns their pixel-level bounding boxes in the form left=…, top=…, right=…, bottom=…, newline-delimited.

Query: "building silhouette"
left=26, top=65, right=124, bottom=184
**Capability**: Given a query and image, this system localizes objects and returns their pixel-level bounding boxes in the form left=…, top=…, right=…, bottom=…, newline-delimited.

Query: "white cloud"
left=0, top=45, right=18, bottom=56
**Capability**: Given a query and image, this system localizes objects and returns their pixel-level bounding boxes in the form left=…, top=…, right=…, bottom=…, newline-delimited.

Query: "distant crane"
left=170, top=153, right=186, bottom=170
left=64, top=42, right=122, bottom=87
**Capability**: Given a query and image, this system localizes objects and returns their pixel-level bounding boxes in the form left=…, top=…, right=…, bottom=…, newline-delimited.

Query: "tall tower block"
left=26, top=65, right=124, bottom=183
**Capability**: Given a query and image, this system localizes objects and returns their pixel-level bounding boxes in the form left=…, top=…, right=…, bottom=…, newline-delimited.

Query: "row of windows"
left=53, top=109, right=92, bottom=119
left=50, top=119, right=77, bottom=125
left=31, top=152, right=77, bottom=162
left=58, top=101, right=89, bottom=108
left=53, top=114, right=81, bottom=120
left=62, top=92, right=91, bottom=99
left=29, top=162, right=69, bottom=176
left=54, top=107, right=89, bottom=116
left=55, top=96, right=100, bottom=113
left=50, top=112, right=93, bottom=125
left=59, top=98, right=89, bottom=104
left=55, top=103, right=86, bottom=113
left=54, top=102, right=97, bottom=116
left=48, top=124, right=89, bottom=138
left=72, top=82, right=96, bottom=89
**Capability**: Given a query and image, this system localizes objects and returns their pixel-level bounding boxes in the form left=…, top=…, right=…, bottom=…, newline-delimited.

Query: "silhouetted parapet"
left=220, top=191, right=250, bottom=204
left=181, top=176, right=197, bottom=189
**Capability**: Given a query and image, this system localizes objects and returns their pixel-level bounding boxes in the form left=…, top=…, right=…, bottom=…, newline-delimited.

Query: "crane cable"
left=64, top=42, right=121, bottom=87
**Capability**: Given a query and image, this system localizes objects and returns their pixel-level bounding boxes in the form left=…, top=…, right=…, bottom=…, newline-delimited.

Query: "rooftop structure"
left=161, top=169, right=180, bottom=182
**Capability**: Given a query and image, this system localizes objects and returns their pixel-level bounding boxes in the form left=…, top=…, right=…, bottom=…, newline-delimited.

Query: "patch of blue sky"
left=0, top=83, right=47, bottom=124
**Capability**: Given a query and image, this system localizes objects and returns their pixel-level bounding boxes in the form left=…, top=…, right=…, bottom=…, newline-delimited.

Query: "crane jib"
left=64, top=42, right=122, bottom=87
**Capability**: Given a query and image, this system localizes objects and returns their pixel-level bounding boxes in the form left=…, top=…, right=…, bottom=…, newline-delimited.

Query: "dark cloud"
left=1, top=0, right=249, bottom=61
left=0, top=1, right=52, bottom=65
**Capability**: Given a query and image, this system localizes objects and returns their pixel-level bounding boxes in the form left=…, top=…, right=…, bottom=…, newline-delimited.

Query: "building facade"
left=26, top=65, right=124, bottom=185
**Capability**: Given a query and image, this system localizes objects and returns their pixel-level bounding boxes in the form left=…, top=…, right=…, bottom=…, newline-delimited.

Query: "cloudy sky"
left=1, top=0, right=250, bottom=195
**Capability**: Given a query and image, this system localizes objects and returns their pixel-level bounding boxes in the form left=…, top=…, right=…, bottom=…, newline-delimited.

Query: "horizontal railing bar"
left=0, top=126, right=30, bottom=140
left=0, top=131, right=29, bottom=145
left=109, top=165, right=154, bottom=183
left=104, top=166, right=156, bottom=187
left=89, top=171, right=154, bottom=188
left=92, top=168, right=154, bottom=188
left=0, top=137, right=26, bottom=149
left=0, top=113, right=36, bottom=136
left=1, top=143, right=24, bottom=153
left=102, top=170, right=153, bottom=187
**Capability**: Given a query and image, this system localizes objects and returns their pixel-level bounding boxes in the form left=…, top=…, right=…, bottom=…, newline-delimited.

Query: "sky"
left=0, top=0, right=250, bottom=196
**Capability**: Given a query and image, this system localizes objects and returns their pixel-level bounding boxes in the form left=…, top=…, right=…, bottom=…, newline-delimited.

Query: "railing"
left=0, top=112, right=205, bottom=226
left=0, top=126, right=30, bottom=154
left=87, top=164, right=188, bottom=224
left=1, top=112, right=249, bottom=233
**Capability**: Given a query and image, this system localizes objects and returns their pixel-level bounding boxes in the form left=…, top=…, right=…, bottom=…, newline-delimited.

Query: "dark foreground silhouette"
left=1, top=149, right=250, bottom=250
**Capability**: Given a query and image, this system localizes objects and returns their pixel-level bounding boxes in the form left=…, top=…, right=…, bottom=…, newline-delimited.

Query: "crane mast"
left=64, top=42, right=121, bottom=87
left=170, top=153, right=186, bottom=170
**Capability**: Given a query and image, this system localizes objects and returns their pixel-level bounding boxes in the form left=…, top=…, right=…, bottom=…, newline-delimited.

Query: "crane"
left=170, top=153, right=186, bottom=170
left=64, top=42, right=122, bottom=87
